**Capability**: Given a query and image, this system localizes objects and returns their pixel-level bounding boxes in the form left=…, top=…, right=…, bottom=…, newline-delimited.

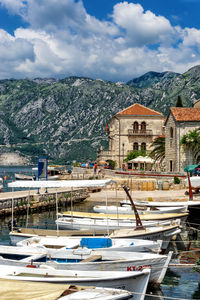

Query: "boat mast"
left=122, top=185, right=145, bottom=230
left=187, top=170, right=193, bottom=201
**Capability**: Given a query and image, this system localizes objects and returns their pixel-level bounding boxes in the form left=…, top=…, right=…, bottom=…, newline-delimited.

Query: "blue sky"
left=0, top=0, right=200, bottom=81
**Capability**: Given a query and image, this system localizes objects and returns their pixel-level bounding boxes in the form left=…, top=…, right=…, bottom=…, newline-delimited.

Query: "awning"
left=8, top=179, right=116, bottom=188
left=128, top=156, right=154, bottom=164
left=184, top=164, right=198, bottom=175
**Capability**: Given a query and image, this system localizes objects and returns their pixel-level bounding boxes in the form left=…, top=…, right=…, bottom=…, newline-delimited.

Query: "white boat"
left=121, top=199, right=200, bottom=210
left=41, top=250, right=172, bottom=285
left=0, top=249, right=171, bottom=285
left=110, top=224, right=181, bottom=250
left=55, top=215, right=184, bottom=231
left=59, top=209, right=188, bottom=222
left=93, top=204, right=187, bottom=214
left=0, top=177, right=3, bottom=191
left=0, top=279, right=134, bottom=300
left=17, top=236, right=163, bottom=253
left=59, top=286, right=133, bottom=300
left=0, top=265, right=150, bottom=300
left=9, top=223, right=181, bottom=250
left=15, top=173, right=34, bottom=180
left=32, top=165, right=67, bottom=180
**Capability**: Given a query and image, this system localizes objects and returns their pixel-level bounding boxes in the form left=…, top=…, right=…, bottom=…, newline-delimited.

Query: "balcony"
left=128, top=129, right=153, bottom=136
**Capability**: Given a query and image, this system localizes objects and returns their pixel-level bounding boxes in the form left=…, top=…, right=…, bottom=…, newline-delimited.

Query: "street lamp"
left=122, top=143, right=125, bottom=162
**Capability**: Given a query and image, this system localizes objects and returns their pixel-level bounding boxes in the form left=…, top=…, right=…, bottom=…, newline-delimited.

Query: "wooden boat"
left=17, top=236, right=163, bottom=253
left=0, top=265, right=149, bottom=300
left=0, top=279, right=134, bottom=300
left=0, top=249, right=171, bottom=285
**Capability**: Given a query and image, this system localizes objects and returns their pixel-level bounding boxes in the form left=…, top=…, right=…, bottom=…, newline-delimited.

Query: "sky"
left=0, top=0, right=200, bottom=82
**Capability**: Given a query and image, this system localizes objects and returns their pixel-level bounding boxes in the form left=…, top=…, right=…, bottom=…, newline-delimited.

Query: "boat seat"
left=79, top=255, right=102, bottom=263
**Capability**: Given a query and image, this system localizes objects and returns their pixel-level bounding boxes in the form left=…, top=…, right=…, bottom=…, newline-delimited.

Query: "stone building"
left=193, top=98, right=200, bottom=108
left=98, top=103, right=165, bottom=168
left=165, top=107, right=200, bottom=172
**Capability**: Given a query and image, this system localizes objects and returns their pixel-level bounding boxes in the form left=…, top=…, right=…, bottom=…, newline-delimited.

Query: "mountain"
left=0, top=65, right=200, bottom=165
left=127, top=71, right=179, bottom=89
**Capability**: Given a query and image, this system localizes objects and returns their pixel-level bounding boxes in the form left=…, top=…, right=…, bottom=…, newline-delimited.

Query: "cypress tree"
left=176, top=95, right=183, bottom=107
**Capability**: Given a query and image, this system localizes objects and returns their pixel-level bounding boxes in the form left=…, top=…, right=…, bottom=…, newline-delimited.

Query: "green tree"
left=149, top=136, right=165, bottom=164
left=176, top=95, right=183, bottom=107
left=180, top=129, right=200, bottom=163
left=124, top=150, right=146, bottom=162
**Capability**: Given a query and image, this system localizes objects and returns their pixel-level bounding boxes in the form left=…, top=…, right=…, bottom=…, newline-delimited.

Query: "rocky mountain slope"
left=0, top=65, right=200, bottom=164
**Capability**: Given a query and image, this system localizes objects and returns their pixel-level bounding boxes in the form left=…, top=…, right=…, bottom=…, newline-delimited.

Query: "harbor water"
left=0, top=166, right=199, bottom=299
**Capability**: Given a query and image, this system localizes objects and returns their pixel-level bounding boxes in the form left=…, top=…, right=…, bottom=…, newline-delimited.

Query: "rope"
left=131, top=290, right=189, bottom=300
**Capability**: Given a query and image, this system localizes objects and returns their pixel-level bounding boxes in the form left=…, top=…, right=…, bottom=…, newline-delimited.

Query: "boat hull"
left=0, top=265, right=150, bottom=300
left=55, top=216, right=186, bottom=232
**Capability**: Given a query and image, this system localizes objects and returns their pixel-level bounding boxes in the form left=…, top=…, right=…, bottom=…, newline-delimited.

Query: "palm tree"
left=149, top=135, right=165, bottom=165
left=180, top=128, right=200, bottom=163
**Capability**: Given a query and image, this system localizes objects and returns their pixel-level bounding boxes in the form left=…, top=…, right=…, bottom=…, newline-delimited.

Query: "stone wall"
left=0, top=188, right=89, bottom=217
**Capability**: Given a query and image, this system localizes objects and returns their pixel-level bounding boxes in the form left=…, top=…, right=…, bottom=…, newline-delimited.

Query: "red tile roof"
left=116, top=103, right=163, bottom=117
left=171, top=107, right=200, bottom=122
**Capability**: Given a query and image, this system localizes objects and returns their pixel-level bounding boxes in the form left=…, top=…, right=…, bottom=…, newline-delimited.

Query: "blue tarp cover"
left=80, top=237, right=112, bottom=249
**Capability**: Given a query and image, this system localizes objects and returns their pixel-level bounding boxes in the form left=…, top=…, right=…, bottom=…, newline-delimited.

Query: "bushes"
left=174, top=176, right=181, bottom=184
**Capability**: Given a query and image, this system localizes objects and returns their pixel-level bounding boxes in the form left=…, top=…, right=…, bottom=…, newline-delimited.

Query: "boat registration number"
left=127, top=264, right=151, bottom=271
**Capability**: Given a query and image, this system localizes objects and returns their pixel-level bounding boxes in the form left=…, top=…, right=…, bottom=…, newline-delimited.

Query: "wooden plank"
left=79, top=255, right=102, bottom=263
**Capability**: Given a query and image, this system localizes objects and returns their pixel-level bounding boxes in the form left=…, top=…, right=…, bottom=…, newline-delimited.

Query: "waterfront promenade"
left=87, top=188, right=188, bottom=202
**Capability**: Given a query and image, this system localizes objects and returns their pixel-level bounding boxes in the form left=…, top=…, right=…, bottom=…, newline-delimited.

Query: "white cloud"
left=0, top=0, right=26, bottom=16
left=112, top=2, right=174, bottom=46
left=0, top=0, right=200, bottom=81
left=0, top=29, right=34, bottom=78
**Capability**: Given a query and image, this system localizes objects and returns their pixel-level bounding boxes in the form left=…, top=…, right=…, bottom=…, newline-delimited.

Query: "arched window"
left=170, top=127, right=173, bottom=138
left=133, top=142, right=139, bottom=151
left=141, top=142, right=146, bottom=151
left=133, top=122, right=139, bottom=133
left=141, top=122, right=146, bottom=133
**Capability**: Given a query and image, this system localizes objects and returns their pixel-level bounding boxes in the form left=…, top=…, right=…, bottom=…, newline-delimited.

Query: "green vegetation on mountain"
left=0, top=65, right=200, bottom=164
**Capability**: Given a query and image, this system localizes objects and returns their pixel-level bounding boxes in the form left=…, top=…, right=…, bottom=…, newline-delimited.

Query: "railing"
left=128, top=129, right=153, bottom=136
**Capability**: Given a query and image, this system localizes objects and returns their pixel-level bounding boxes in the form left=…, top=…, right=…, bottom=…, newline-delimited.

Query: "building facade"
left=98, top=103, right=165, bottom=168
left=165, top=107, right=200, bottom=172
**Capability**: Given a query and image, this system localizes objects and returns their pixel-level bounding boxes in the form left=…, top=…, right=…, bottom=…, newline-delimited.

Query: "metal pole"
left=26, top=189, right=30, bottom=228
left=56, top=190, right=59, bottom=235
left=104, top=187, right=109, bottom=236
left=11, top=187, right=14, bottom=232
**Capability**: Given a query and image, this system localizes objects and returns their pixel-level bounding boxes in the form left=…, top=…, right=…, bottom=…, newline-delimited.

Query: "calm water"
left=0, top=165, right=36, bottom=192
left=0, top=166, right=199, bottom=299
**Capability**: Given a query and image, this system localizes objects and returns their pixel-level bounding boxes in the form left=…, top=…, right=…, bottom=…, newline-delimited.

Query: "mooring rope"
left=131, top=290, right=189, bottom=300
